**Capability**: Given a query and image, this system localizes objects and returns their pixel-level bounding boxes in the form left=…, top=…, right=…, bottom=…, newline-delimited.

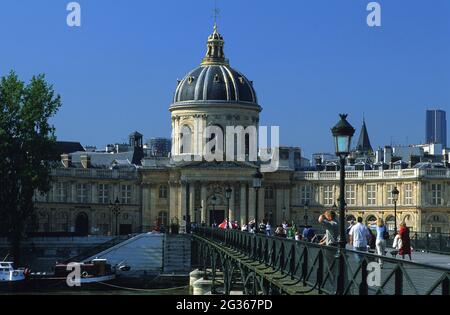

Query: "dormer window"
left=188, top=76, right=195, bottom=84
left=238, top=77, right=244, bottom=84
left=214, top=74, right=220, bottom=83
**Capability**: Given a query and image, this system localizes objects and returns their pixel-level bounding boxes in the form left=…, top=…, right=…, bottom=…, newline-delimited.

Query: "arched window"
left=159, top=185, right=168, bottom=199
left=366, top=215, right=377, bottom=225
left=180, top=125, right=192, bottom=154
left=386, top=215, right=396, bottom=232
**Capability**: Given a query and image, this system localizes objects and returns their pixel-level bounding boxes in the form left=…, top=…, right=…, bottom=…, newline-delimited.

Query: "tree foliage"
left=0, top=71, right=61, bottom=263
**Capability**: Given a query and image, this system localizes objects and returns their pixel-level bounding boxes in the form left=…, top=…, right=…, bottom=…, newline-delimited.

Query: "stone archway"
left=75, top=212, right=89, bottom=236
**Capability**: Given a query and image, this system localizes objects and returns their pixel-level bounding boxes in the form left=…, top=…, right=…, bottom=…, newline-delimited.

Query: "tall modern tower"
left=426, top=109, right=447, bottom=147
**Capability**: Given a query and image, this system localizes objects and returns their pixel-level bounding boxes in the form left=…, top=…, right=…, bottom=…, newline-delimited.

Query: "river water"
left=1, top=284, right=192, bottom=295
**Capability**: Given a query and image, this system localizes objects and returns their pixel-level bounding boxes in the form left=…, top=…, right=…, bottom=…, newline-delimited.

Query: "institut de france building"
left=34, top=25, right=450, bottom=236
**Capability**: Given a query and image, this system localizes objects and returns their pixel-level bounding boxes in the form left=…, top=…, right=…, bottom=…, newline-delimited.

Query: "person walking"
left=375, top=218, right=388, bottom=268
left=349, top=217, right=371, bottom=262
left=318, top=210, right=339, bottom=246
left=265, top=222, right=272, bottom=236
left=399, top=223, right=412, bottom=260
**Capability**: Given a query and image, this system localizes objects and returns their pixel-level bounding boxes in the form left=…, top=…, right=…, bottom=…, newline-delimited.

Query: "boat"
left=0, top=262, right=28, bottom=291
left=28, top=258, right=125, bottom=291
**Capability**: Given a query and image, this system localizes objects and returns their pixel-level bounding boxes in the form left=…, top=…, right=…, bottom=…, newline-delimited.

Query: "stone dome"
left=171, top=24, right=258, bottom=107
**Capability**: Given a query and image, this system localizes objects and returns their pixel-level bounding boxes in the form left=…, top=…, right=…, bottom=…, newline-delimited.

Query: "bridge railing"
left=194, top=227, right=450, bottom=295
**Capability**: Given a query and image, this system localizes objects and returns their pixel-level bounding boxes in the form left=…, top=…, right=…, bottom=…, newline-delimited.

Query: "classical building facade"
left=33, top=25, right=450, bottom=236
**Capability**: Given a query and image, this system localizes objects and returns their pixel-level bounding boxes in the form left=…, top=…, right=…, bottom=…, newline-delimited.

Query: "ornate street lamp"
left=392, top=186, right=400, bottom=235
left=110, top=197, right=121, bottom=236
left=253, top=168, right=263, bottom=226
left=225, top=186, right=233, bottom=229
left=331, top=113, right=355, bottom=295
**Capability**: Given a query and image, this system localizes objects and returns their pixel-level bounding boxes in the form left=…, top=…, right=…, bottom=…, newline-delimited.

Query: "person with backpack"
left=375, top=218, right=389, bottom=268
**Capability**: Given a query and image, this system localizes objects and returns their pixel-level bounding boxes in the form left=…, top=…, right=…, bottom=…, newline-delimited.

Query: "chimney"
left=80, top=154, right=91, bottom=169
left=384, top=146, right=392, bottom=164
left=61, top=154, right=71, bottom=168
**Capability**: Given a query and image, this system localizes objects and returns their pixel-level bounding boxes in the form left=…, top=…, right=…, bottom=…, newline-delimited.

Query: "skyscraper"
left=426, top=109, right=447, bottom=147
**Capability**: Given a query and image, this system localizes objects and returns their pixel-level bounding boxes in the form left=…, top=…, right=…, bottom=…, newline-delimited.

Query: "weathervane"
left=213, top=0, right=220, bottom=27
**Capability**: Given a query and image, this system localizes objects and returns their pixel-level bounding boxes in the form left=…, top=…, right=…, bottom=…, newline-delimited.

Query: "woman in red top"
left=399, top=223, right=412, bottom=260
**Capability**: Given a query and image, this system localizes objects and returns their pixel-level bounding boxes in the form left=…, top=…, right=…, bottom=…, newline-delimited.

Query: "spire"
left=355, top=119, right=373, bottom=154
left=201, top=24, right=229, bottom=66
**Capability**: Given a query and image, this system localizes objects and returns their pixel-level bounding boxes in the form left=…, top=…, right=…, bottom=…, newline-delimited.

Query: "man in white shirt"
left=349, top=217, right=371, bottom=252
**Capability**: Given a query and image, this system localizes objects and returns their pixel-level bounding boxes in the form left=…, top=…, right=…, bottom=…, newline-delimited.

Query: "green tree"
left=0, top=71, right=61, bottom=265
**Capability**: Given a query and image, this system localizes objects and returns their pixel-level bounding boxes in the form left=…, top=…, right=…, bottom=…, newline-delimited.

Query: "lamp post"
left=303, top=201, right=309, bottom=227
left=212, top=195, right=217, bottom=226
left=392, top=186, right=400, bottom=235
left=110, top=197, right=121, bottom=236
left=331, top=113, right=355, bottom=295
left=253, top=168, right=263, bottom=226
left=225, top=186, right=232, bottom=229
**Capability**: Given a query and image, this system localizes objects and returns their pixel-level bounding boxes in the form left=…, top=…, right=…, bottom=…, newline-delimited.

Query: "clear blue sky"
left=1, top=0, right=449, bottom=158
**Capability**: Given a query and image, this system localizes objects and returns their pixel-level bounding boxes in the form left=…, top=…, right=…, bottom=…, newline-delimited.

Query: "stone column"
left=248, top=188, right=256, bottom=222
left=71, top=182, right=77, bottom=203
left=229, top=184, right=235, bottom=222
left=276, top=186, right=284, bottom=223
left=189, top=183, right=196, bottom=222
left=150, top=184, right=157, bottom=229
left=284, top=186, right=291, bottom=222
left=240, top=184, right=247, bottom=226
left=169, top=182, right=178, bottom=224
left=141, top=184, right=151, bottom=229
left=258, top=187, right=265, bottom=223
left=201, top=184, right=207, bottom=224
left=91, top=183, right=98, bottom=204
left=180, top=182, right=187, bottom=232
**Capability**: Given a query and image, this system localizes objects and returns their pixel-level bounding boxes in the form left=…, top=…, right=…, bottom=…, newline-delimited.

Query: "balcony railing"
left=51, top=168, right=137, bottom=180
left=295, top=168, right=450, bottom=181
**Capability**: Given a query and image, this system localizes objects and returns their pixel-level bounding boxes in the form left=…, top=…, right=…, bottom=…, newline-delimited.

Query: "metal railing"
left=386, top=232, right=450, bottom=254
left=62, top=235, right=130, bottom=263
left=193, top=227, right=450, bottom=295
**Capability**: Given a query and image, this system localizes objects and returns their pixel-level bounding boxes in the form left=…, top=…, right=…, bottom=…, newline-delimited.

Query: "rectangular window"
left=76, top=183, right=88, bottom=203
left=431, top=184, right=442, bottom=205
left=324, top=185, right=334, bottom=206
left=300, top=185, right=312, bottom=205
left=404, top=184, right=413, bottom=205
left=366, top=184, right=376, bottom=206
left=159, top=185, right=168, bottom=199
left=121, top=185, right=132, bottom=204
left=345, top=185, right=356, bottom=206
left=98, top=184, right=109, bottom=204
left=386, top=184, right=395, bottom=206
left=55, top=182, right=66, bottom=203
left=265, top=186, right=274, bottom=200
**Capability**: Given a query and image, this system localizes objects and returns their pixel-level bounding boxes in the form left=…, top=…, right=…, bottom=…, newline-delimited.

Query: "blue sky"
left=0, top=0, right=449, bottom=157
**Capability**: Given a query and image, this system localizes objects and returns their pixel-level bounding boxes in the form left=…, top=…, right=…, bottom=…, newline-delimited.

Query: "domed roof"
left=173, top=64, right=257, bottom=104
left=171, top=25, right=258, bottom=107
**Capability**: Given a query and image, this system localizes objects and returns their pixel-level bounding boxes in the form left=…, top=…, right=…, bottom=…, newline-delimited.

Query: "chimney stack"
left=80, top=154, right=91, bottom=169
left=61, top=154, right=71, bottom=168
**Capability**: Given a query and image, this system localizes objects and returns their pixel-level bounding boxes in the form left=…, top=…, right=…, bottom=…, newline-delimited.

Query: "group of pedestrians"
left=241, top=219, right=318, bottom=243
left=317, top=209, right=413, bottom=267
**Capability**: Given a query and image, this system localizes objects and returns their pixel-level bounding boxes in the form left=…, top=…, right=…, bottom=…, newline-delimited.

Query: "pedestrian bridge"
left=191, top=228, right=450, bottom=295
